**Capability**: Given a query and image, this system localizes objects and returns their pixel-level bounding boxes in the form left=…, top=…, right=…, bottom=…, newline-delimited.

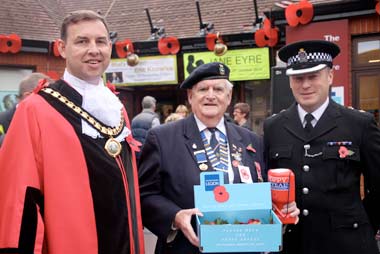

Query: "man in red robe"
left=0, top=10, right=144, bottom=254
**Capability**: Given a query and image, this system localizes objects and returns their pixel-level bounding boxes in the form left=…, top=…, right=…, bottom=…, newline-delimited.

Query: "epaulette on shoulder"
left=268, top=109, right=286, bottom=119
left=346, top=106, right=367, bottom=113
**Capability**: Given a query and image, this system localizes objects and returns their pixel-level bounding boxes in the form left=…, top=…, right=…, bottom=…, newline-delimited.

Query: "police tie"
left=304, top=113, right=314, bottom=133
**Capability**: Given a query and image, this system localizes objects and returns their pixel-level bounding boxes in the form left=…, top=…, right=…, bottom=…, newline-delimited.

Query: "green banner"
left=183, top=48, right=270, bottom=81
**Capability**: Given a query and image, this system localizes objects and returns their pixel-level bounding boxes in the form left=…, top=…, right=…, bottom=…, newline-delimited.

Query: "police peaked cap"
left=278, top=40, right=340, bottom=76
left=179, top=62, right=230, bottom=89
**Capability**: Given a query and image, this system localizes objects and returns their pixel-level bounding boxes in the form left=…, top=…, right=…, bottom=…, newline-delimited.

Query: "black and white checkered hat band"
left=287, top=52, right=333, bottom=66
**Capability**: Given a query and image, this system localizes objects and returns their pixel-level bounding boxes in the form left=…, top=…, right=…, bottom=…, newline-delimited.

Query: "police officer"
left=264, top=40, right=380, bottom=254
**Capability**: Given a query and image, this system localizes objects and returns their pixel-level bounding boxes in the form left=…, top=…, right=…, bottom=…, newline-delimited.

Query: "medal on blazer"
left=199, top=163, right=208, bottom=171
left=194, top=149, right=208, bottom=171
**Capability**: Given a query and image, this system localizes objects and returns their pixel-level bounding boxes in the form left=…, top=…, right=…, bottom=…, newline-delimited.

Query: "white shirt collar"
left=193, top=114, right=227, bottom=136
left=297, top=97, right=329, bottom=127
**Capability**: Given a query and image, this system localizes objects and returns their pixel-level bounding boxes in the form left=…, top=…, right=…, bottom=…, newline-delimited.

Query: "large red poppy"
left=376, top=1, right=380, bottom=15
left=254, top=19, right=279, bottom=48
left=52, top=39, right=61, bottom=57
left=0, top=34, right=22, bottom=53
left=285, top=0, right=314, bottom=27
left=158, top=36, right=180, bottom=55
left=115, top=39, right=135, bottom=58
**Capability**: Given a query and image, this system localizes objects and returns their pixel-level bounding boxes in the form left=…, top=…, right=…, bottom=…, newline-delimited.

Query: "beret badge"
left=219, top=64, right=225, bottom=75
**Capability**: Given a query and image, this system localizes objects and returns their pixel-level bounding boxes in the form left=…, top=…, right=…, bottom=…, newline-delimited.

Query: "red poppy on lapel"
left=106, top=81, right=119, bottom=95
left=33, top=79, right=50, bottom=93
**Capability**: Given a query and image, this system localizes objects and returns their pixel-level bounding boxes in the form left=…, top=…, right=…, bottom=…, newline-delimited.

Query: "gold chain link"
left=41, top=87, right=124, bottom=137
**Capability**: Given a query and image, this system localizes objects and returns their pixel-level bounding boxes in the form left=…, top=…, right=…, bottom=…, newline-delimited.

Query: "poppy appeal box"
left=193, top=172, right=282, bottom=253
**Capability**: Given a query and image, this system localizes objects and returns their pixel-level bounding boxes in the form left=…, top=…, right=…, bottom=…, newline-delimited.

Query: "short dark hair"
left=61, top=10, right=110, bottom=41
left=234, top=102, right=250, bottom=119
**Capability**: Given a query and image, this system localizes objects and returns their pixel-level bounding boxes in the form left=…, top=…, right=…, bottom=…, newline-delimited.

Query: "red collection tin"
left=268, top=168, right=297, bottom=224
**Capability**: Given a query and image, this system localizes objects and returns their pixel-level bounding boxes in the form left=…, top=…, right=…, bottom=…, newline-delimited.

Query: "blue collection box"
left=194, top=172, right=282, bottom=253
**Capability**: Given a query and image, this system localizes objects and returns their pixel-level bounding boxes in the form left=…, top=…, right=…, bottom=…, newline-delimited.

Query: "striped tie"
left=208, top=128, right=220, bottom=158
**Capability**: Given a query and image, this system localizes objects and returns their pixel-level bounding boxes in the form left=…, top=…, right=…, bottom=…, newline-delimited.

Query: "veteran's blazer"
left=264, top=100, right=380, bottom=254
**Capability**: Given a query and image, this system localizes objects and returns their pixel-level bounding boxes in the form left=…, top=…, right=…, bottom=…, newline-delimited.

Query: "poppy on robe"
left=376, top=0, right=379, bottom=15
left=285, top=0, right=314, bottom=27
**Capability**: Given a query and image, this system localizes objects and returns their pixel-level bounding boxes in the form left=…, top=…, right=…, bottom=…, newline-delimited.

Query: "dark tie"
left=208, top=128, right=220, bottom=158
left=304, top=113, right=314, bottom=133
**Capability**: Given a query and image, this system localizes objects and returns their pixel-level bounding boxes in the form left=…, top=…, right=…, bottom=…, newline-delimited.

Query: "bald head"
left=19, top=73, right=53, bottom=100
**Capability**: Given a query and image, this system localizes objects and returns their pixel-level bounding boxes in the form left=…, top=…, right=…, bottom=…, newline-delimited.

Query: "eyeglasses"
left=233, top=110, right=242, bottom=114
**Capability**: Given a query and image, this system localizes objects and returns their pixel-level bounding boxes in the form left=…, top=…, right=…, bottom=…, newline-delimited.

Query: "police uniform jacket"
left=264, top=100, right=380, bottom=254
left=138, top=114, right=264, bottom=254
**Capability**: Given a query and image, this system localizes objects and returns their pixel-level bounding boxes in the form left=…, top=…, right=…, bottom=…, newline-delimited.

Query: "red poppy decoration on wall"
left=53, top=39, right=61, bottom=57
left=254, top=19, right=279, bottom=48
left=376, top=0, right=380, bottom=15
left=285, top=0, right=314, bottom=27
left=206, top=33, right=219, bottom=51
left=0, top=34, right=22, bottom=54
left=115, top=39, right=135, bottom=58
left=158, top=36, right=180, bottom=55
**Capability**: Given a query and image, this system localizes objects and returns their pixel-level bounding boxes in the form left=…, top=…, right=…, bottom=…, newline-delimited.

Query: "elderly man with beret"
left=264, top=40, right=380, bottom=254
left=139, top=62, right=299, bottom=254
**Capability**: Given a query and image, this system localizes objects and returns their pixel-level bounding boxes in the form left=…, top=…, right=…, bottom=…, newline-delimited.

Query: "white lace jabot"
left=63, top=70, right=130, bottom=141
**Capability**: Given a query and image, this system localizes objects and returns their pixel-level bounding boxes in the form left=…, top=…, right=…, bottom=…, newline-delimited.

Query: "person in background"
left=233, top=102, right=252, bottom=130
left=2, top=94, right=16, bottom=111
left=175, top=104, right=189, bottom=118
left=131, top=95, right=160, bottom=160
left=264, top=40, right=380, bottom=254
left=138, top=62, right=299, bottom=254
left=164, top=112, right=184, bottom=123
left=0, top=10, right=144, bottom=254
left=0, top=72, right=53, bottom=147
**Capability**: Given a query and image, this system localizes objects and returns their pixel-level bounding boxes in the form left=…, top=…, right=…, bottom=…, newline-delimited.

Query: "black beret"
left=278, top=40, right=340, bottom=76
left=180, top=62, right=230, bottom=89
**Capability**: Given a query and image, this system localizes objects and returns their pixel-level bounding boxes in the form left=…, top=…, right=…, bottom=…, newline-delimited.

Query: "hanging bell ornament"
left=213, top=33, right=227, bottom=56
left=214, top=40, right=228, bottom=56
left=127, top=53, right=139, bottom=66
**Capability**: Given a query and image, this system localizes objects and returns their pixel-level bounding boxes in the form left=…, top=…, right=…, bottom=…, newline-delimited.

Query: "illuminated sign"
left=183, top=48, right=270, bottom=81
left=104, top=55, right=178, bottom=86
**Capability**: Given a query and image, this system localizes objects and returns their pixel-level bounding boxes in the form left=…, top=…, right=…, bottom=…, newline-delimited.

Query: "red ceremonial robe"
left=0, top=80, right=144, bottom=254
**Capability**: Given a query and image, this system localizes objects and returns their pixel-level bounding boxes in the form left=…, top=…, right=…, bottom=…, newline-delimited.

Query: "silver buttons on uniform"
left=302, top=187, right=309, bottom=194
left=302, top=209, right=309, bottom=216
left=303, top=165, right=310, bottom=172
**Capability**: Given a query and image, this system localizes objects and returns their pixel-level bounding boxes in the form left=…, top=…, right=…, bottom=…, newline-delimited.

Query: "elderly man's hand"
left=173, top=208, right=203, bottom=247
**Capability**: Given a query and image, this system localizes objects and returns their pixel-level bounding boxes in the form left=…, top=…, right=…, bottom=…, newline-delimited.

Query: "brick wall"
left=0, top=51, right=65, bottom=77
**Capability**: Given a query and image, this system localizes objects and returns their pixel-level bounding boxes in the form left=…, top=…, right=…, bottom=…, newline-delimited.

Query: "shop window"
left=353, top=37, right=380, bottom=67
left=353, top=37, right=380, bottom=124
